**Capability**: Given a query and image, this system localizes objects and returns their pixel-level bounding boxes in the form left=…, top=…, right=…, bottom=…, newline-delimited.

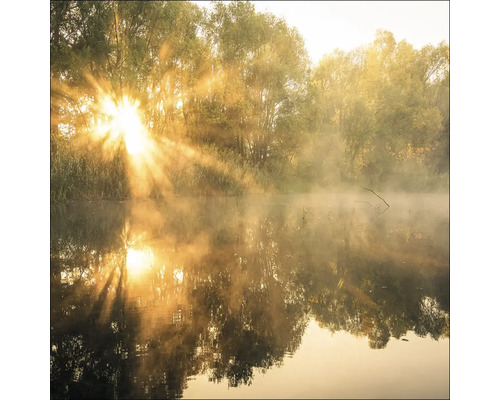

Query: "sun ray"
left=96, top=94, right=149, bottom=156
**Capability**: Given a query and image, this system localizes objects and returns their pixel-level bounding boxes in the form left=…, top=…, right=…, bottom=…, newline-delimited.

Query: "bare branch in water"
left=356, top=185, right=390, bottom=209
left=352, top=185, right=390, bottom=226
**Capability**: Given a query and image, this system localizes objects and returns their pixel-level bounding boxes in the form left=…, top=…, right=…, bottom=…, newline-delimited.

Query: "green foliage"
left=51, top=2, right=449, bottom=200
left=51, top=138, right=129, bottom=201
left=303, top=30, right=449, bottom=190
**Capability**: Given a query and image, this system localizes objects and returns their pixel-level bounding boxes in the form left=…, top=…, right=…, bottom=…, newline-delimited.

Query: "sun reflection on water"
left=173, top=268, right=184, bottom=284
left=126, top=247, right=154, bottom=277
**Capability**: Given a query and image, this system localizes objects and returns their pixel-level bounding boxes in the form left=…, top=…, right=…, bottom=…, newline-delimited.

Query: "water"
left=50, top=193, right=449, bottom=399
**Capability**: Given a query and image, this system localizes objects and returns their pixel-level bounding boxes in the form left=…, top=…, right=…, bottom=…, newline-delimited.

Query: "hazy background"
left=195, top=1, right=450, bottom=63
left=3, top=1, right=500, bottom=399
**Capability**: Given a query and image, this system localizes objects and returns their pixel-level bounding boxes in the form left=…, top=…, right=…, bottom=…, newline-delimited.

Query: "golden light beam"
left=58, top=72, right=264, bottom=198
left=97, top=95, right=149, bottom=156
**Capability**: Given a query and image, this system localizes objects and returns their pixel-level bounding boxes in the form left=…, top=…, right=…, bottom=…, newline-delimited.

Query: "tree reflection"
left=51, top=196, right=449, bottom=398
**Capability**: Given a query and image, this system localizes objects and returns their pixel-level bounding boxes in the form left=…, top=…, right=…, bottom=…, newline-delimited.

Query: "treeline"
left=50, top=1, right=449, bottom=200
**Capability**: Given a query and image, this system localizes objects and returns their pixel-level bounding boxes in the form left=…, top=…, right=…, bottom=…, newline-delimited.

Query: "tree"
left=304, top=30, right=449, bottom=189
left=202, top=1, right=309, bottom=170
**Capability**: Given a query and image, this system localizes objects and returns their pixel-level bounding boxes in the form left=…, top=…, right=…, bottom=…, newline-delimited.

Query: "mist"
left=50, top=191, right=449, bottom=397
left=49, top=2, right=449, bottom=399
left=50, top=2, right=449, bottom=201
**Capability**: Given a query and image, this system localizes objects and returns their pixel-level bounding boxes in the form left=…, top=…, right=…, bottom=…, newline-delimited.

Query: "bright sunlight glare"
left=99, top=95, right=147, bottom=156
left=173, top=268, right=184, bottom=285
left=126, top=247, right=154, bottom=277
left=92, top=89, right=163, bottom=197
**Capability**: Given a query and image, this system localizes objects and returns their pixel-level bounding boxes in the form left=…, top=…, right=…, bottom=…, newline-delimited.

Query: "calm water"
left=50, top=193, right=449, bottom=399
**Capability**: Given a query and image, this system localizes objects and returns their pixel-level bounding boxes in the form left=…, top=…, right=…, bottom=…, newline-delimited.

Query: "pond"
left=50, top=192, right=449, bottom=399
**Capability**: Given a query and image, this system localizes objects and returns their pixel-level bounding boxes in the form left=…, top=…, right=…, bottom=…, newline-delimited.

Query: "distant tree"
left=304, top=30, right=449, bottom=189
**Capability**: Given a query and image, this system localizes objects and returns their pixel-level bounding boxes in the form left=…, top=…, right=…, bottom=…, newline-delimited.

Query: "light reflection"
left=126, top=247, right=154, bottom=277
left=173, top=268, right=184, bottom=284
left=60, top=269, right=78, bottom=285
left=51, top=197, right=450, bottom=398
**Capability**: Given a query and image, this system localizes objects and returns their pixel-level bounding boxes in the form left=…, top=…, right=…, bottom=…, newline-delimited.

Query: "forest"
left=50, top=0, right=449, bottom=200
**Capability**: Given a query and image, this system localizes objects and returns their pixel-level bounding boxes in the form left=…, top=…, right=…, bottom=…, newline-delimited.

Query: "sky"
left=3, top=1, right=500, bottom=398
left=194, top=1, right=450, bottom=64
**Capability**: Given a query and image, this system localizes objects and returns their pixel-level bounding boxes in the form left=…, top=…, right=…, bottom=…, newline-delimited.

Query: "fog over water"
left=50, top=191, right=449, bottom=399
left=44, top=1, right=452, bottom=398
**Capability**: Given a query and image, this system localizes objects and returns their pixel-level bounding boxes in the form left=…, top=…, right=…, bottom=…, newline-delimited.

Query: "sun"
left=99, top=95, right=147, bottom=156
left=91, top=89, right=165, bottom=197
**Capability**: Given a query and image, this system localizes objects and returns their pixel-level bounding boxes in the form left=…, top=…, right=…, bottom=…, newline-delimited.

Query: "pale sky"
left=194, top=1, right=449, bottom=64
left=3, top=2, right=500, bottom=399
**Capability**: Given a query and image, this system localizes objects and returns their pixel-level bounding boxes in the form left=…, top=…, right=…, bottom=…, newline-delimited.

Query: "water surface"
left=50, top=193, right=449, bottom=399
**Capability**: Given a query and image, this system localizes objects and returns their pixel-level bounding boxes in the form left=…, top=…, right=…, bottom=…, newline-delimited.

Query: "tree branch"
left=356, top=185, right=389, bottom=209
